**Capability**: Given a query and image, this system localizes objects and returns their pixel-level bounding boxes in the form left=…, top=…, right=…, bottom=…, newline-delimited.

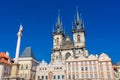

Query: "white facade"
left=0, top=63, right=11, bottom=80
left=18, top=57, right=38, bottom=80
left=36, top=60, right=65, bottom=80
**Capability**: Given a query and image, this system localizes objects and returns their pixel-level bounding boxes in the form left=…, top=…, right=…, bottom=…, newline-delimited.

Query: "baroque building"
left=36, top=9, right=114, bottom=80
left=66, top=53, right=114, bottom=80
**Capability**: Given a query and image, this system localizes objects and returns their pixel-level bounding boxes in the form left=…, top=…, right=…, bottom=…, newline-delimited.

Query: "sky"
left=0, top=0, right=120, bottom=64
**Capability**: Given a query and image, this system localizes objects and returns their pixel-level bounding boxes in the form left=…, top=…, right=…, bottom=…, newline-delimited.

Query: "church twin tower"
left=51, top=10, right=88, bottom=64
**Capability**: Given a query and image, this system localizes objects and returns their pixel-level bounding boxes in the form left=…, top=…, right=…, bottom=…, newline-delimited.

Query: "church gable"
left=88, top=54, right=97, bottom=59
left=99, top=53, right=111, bottom=61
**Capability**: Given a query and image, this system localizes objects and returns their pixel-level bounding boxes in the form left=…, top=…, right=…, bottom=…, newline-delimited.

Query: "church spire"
left=57, top=10, right=61, bottom=25
left=55, top=10, right=63, bottom=34
left=52, top=25, right=55, bottom=33
left=72, top=6, right=84, bottom=32
left=76, top=6, right=80, bottom=22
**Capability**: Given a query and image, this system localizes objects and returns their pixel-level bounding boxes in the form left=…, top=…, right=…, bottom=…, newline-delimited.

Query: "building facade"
left=18, top=47, right=39, bottom=80
left=36, top=9, right=114, bottom=80
left=0, top=52, right=13, bottom=80
left=66, top=53, right=114, bottom=80
left=36, top=60, right=65, bottom=80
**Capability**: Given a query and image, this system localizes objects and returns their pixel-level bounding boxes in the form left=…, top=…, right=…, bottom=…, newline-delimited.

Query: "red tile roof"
left=0, top=52, right=9, bottom=58
left=0, top=52, right=13, bottom=64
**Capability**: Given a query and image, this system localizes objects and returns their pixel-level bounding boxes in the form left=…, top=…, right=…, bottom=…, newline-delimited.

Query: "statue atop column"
left=15, top=25, right=23, bottom=63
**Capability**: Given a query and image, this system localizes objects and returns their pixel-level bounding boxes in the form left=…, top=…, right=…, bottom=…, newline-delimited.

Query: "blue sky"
left=0, top=0, right=120, bottom=64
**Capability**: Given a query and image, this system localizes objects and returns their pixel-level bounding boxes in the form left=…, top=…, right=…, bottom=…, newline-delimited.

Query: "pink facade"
left=66, top=53, right=114, bottom=80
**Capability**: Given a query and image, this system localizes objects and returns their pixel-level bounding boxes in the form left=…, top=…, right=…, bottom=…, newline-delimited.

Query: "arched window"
left=56, top=37, right=59, bottom=45
left=77, top=35, right=80, bottom=42
left=65, top=52, right=71, bottom=59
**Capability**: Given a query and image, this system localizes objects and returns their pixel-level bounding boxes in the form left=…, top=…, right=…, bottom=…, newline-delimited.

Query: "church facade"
left=35, top=10, right=114, bottom=80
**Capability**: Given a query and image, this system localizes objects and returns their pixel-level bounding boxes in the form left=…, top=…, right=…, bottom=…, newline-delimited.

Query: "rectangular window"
left=42, top=76, right=44, bottom=79
left=81, top=67, right=84, bottom=71
left=68, top=67, right=70, bottom=72
left=73, top=75, right=75, bottom=79
left=58, top=75, right=60, bottom=79
left=76, top=66, right=78, bottom=71
left=82, top=74, right=84, bottom=78
left=85, top=67, right=88, bottom=71
left=101, top=67, right=103, bottom=71
left=90, top=66, right=92, bottom=71
left=94, top=61, right=96, bottom=64
left=68, top=62, right=70, bottom=65
left=102, top=74, right=104, bottom=78
left=86, top=74, right=88, bottom=78
left=100, top=62, right=102, bottom=65
left=89, top=61, right=92, bottom=64
left=76, top=74, right=79, bottom=79
left=69, top=75, right=71, bottom=79
left=108, top=74, right=110, bottom=79
left=94, top=66, right=96, bottom=70
left=107, top=66, right=109, bottom=71
left=62, top=75, right=64, bottom=79
left=20, top=74, right=22, bottom=77
left=106, top=62, right=109, bottom=66
left=54, top=75, right=56, bottom=79
left=72, top=67, right=74, bottom=71
left=90, top=74, right=93, bottom=78
left=81, top=62, right=83, bottom=65
left=76, top=62, right=78, bottom=65
left=94, top=74, right=97, bottom=78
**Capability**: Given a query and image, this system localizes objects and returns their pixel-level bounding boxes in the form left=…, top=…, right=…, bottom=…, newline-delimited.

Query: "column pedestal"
left=7, top=63, right=22, bottom=80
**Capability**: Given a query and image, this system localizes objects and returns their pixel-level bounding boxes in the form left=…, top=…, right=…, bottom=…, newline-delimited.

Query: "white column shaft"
left=15, top=35, right=21, bottom=63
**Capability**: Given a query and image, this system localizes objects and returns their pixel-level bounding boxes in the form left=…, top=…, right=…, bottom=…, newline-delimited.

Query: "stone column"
left=8, top=25, right=23, bottom=80
left=15, top=25, right=23, bottom=63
